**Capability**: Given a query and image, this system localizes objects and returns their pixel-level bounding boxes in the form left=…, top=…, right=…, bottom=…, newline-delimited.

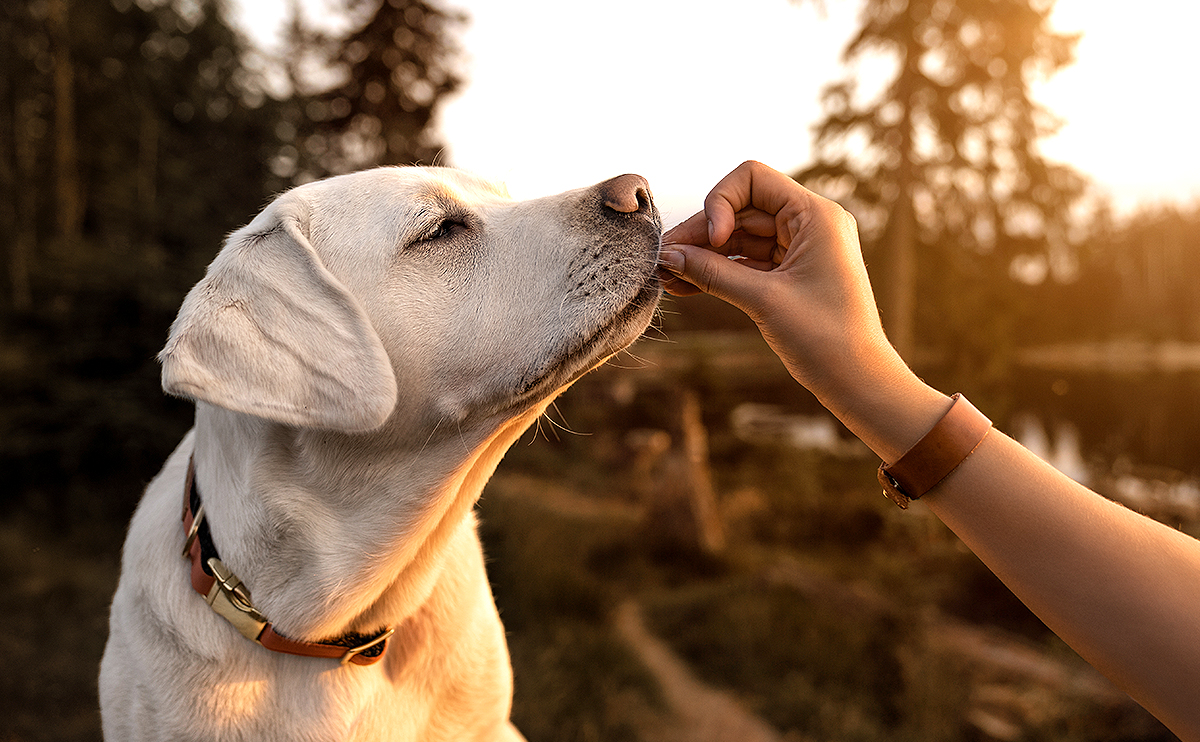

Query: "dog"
left=99, top=166, right=663, bottom=741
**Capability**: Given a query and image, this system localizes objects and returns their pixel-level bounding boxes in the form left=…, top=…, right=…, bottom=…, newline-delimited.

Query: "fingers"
left=660, top=161, right=828, bottom=301
left=727, top=208, right=777, bottom=239
left=657, top=248, right=701, bottom=296
left=659, top=271, right=702, bottom=297
left=663, top=210, right=709, bottom=249
left=665, top=207, right=780, bottom=263
left=704, top=160, right=808, bottom=248
left=657, top=243, right=765, bottom=311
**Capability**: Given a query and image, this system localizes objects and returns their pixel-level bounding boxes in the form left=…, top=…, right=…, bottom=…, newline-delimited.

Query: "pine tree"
left=294, top=0, right=466, bottom=175
left=0, top=2, right=41, bottom=311
left=0, top=0, right=296, bottom=524
left=1, top=0, right=467, bottom=525
left=797, top=0, right=1085, bottom=364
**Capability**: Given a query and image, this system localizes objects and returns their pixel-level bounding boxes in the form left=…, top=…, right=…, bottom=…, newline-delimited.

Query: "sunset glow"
left=1034, top=0, right=1200, bottom=208
left=234, top=0, right=1200, bottom=217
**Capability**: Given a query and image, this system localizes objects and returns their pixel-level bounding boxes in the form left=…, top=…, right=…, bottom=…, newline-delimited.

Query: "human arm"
left=659, top=160, right=1200, bottom=739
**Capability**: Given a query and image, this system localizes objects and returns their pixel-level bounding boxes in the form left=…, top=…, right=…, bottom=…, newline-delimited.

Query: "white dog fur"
left=99, top=166, right=662, bottom=741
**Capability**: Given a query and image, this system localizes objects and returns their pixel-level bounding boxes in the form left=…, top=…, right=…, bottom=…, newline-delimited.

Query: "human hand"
left=658, top=161, right=940, bottom=454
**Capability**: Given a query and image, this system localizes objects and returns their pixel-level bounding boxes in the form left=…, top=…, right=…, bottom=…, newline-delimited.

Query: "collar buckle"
left=205, top=557, right=269, bottom=643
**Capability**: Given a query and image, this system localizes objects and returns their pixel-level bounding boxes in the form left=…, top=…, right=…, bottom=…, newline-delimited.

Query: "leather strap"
left=182, top=455, right=393, bottom=666
left=878, top=394, right=992, bottom=509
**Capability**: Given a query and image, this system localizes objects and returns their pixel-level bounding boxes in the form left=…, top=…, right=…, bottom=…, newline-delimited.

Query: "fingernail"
left=707, top=220, right=715, bottom=244
left=658, top=247, right=684, bottom=274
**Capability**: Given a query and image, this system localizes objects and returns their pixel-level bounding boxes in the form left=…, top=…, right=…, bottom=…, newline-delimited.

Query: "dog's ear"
left=158, top=204, right=398, bottom=432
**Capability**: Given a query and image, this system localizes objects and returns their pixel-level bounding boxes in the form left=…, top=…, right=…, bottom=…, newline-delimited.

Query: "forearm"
left=924, top=431, right=1200, bottom=739
left=663, top=160, right=1200, bottom=737
left=823, top=360, right=1200, bottom=738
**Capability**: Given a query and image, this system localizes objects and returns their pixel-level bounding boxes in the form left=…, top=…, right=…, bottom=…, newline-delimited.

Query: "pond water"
left=725, top=366, right=1200, bottom=519
left=1005, top=369, right=1200, bottom=477
left=633, top=331, right=1200, bottom=516
left=998, top=369, right=1200, bottom=520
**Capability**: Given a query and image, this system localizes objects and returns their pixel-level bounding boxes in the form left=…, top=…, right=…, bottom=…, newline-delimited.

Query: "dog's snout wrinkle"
left=599, top=174, right=652, bottom=215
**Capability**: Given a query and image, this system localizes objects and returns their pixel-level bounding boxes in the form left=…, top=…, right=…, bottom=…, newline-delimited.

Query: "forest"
left=1, top=0, right=1196, bottom=740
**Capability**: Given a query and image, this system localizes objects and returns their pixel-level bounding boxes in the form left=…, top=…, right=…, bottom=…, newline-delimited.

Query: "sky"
left=232, top=0, right=1200, bottom=225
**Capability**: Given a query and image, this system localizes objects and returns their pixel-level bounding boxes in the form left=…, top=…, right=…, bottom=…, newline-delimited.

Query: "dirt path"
left=491, top=474, right=1143, bottom=740
left=613, top=600, right=788, bottom=742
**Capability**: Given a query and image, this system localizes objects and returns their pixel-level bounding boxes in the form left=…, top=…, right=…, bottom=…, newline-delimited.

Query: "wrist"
left=814, top=341, right=951, bottom=463
left=878, top=394, right=992, bottom=508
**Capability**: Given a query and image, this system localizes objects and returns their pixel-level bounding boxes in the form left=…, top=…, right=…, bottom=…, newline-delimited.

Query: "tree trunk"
left=48, top=0, right=83, bottom=249
left=11, top=98, right=38, bottom=312
left=678, top=390, right=725, bottom=554
left=881, top=43, right=920, bottom=362
left=0, top=64, right=27, bottom=310
left=640, top=389, right=726, bottom=556
left=138, top=104, right=158, bottom=236
left=883, top=191, right=916, bottom=360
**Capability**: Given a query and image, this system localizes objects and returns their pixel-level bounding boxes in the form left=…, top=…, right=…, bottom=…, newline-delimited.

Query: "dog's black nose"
left=599, top=174, right=652, bottom=214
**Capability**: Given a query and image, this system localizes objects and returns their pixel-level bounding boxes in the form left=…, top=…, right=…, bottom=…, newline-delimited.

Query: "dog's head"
left=159, top=167, right=662, bottom=437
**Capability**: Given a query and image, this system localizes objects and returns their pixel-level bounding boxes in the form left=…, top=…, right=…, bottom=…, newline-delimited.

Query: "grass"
left=641, top=577, right=914, bottom=740
left=477, top=478, right=665, bottom=742
left=491, top=361, right=1178, bottom=741
left=0, top=362, right=1180, bottom=741
left=0, top=519, right=116, bottom=742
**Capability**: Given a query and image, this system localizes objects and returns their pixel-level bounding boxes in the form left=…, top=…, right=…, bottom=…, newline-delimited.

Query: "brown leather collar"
left=182, top=455, right=393, bottom=666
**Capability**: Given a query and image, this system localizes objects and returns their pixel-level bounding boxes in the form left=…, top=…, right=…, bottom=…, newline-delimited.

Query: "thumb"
left=660, top=244, right=765, bottom=313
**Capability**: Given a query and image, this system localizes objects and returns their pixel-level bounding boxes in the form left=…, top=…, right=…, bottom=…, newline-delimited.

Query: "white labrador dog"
left=99, top=166, right=663, bottom=741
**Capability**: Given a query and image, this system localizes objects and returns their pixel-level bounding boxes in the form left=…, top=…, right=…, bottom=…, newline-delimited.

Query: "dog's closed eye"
left=414, top=216, right=470, bottom=246
left=426, top=219, right=467, bottom=242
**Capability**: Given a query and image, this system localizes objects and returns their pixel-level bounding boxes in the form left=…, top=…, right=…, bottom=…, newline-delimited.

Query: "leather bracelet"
left=878, top=393, right=992, bottom=509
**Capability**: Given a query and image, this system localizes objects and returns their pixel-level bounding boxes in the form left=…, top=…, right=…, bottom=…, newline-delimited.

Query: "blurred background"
left=1, top=0, right=1197, bottom=739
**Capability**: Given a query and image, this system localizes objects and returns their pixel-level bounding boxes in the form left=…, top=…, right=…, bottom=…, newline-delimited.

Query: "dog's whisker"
left=416, top=417, right=445, bottom=460
left=541, top=401, right=591, bottom=438
left=454, top=419, right=471, bottom=456
left=606, top=348, right=656, bottom=371
left=641, top=318, right=673, bottom=344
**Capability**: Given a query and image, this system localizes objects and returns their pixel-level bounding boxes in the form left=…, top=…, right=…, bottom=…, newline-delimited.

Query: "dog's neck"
left=188, top=400, right=548, bottom=643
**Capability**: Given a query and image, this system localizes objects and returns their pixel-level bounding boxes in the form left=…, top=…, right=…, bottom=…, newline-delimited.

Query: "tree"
left=286, top=0, right=466, bottom=177
left=797, top=0, right=1085, bottom=366
left=0, top=0, right=469, bottom=529
left=1061, top=205, right=1200, bottom=344
left=0, top=0, right=295, bottom=526
left=0, top=2, right=40, bottom=311
left=47, top=0, right=82, bottom=248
